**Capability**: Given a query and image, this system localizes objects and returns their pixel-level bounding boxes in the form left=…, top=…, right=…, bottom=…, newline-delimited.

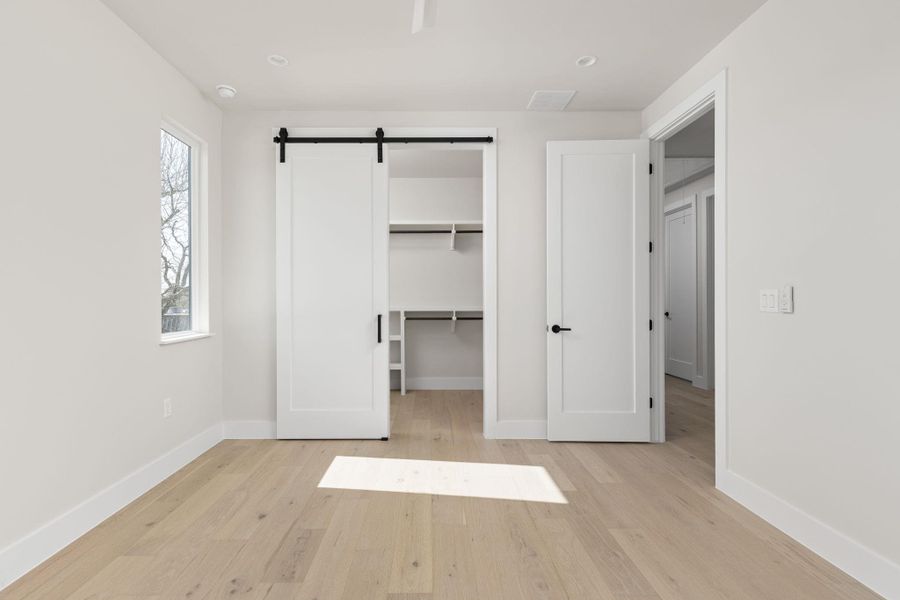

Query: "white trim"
left=405, top=377, right=484, bottom=390
left=159, top=332, right=213, bottom=346
left=694, top=187, right=716, bottom=392
left=718, top=470, right=899, bottom=599
left=664, top=196, right=695, bottom=216
left=648, top=140, right=666, bottom=443
left=489, top=419, right=547, bottom=439
left=644, top=70, right=727, bottom=467
left=481, top=134, right=499, bottom=440
left=665, top=164, right=714, bottom=195
left=0, top=424, right=223, bottom=591
left=224, top=420, right=277, bottom=440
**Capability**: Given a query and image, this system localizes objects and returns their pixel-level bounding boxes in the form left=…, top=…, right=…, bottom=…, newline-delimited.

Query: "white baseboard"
left=718, top=469, right=899, bottom=599
left=692, top=375, right=711, bottom=390
left=0, top=423, right=223, bottom=591
left=224, top=420, right=276, bottom=439
left=486, top=419, right=547, bottom=439
left=405, top=377, right=484, bottom=390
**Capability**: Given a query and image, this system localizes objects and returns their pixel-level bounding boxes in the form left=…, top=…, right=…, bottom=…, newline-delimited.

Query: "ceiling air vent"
left=527, top=90, right=576, bottom=111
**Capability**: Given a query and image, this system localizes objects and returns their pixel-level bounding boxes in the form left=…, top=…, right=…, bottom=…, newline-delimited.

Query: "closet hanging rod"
left=404, top=316, right=483, bottom=321
left=274, top=127, right=494, bottom=163
left=391, top=230, right=483, bottom=234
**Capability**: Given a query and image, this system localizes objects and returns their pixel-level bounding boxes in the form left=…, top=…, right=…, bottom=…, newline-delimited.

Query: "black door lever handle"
left=551, top=324, right=572, bottom=334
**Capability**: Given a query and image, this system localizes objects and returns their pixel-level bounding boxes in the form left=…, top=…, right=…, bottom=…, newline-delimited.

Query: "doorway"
left=662, top=111, right=715, bottom=463
left=387, top=147, right=484, bottom=397
left=274, top=127, right=497, bottom=440
left=645, top=71, right=727, bottom=483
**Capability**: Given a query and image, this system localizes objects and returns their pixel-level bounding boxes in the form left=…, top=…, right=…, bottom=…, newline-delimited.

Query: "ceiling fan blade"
left=411, top=0, right=436, bottom=34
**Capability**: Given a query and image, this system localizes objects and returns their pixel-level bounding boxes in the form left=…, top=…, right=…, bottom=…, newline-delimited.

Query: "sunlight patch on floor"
left=318, top=456, right=568, bottom=504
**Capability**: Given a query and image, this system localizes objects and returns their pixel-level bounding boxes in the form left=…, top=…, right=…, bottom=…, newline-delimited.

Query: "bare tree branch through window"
left=160, top=130, right=192, bottom=334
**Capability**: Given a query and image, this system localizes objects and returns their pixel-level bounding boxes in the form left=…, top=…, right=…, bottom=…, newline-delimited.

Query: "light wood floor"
left=2, top=383, right=880, bottom=599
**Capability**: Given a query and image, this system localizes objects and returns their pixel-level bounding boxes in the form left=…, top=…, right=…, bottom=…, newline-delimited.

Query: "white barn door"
left=546, top=140, right=650, bottom=442
left=276, top=141, right=389, bottom=439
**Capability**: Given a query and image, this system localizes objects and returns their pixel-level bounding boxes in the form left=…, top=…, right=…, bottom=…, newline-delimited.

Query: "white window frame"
left=159, top=119, right=210, bottom=345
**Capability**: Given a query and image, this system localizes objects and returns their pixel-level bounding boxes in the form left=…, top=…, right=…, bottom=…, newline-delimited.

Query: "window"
left=160, top=125, right=205, bottom=340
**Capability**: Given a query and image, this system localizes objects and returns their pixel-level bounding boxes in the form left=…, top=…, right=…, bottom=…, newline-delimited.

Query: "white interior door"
left=547, top=140, right=650, bottom=442
left=665, top=203, right=697, bottom=381
left=276, top=141, right=389, bottom=439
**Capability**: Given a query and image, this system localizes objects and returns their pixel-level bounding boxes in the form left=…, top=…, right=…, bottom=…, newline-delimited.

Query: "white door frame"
left=644, top=70, right=728, bottom=484
left=275, top=127, right=497, bottom=439
left=694, top=188, right=716, bottom=391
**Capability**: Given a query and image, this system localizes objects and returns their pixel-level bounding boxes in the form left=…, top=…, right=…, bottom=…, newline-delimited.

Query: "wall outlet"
left=759, top=289, right=779, bottom=313
left=163, top=398, right=173, bottom=418
left=779, top=285, right=794, bottom=313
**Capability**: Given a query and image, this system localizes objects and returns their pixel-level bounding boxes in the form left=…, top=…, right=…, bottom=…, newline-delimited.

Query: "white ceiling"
left=100, top=0, right=765, bottom=111
left=666, top=110, right=715, bottom=157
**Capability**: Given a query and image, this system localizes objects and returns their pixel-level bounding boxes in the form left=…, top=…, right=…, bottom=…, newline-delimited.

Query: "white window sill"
left=159, top=332, right=213, bottom=346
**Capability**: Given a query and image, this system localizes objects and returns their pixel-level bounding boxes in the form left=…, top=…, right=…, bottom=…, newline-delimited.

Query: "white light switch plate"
left=779, top=285, right=794, bottom=313
left=759, top=289, right=779, bottom=313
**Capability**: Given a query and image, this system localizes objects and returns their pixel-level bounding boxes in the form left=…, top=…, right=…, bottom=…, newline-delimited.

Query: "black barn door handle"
left=377, top=314, right=382, bottom=343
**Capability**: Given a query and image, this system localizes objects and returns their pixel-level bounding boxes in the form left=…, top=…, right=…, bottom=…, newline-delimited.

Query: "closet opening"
left=388, top=146, right=486, bottom=428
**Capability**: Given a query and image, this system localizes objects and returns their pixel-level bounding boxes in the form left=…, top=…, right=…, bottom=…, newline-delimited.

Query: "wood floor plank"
left=389, top=493, right=434, bottom=594
left=1, top=386, right=882, bottom=600
left=292, top=497, right=370, bottom=600
left=432, top=522, right=479, bottom=600
left=338, top=491, right=401, bottom=600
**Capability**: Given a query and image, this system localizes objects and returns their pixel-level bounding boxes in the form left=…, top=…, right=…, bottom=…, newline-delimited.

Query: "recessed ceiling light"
left=575, top=55, right=597, bottom=68
left=216, top=85, right=237, bottom=99
left=267, top=54, right=289, bottom=67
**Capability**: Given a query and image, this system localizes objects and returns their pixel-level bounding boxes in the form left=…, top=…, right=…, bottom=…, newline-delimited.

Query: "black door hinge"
left=649, top=319, right=653, bottom=331
left=650, top=397, right=654, bottom=409
left=649, top=163, right=654, bottom=175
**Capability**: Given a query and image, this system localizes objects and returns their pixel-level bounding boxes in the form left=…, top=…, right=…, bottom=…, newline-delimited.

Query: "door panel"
left=276, top=142, right=389, bottom=439
left=547, top=140, right=650, bottom=442
left=665, top=204, right=697, bottom=381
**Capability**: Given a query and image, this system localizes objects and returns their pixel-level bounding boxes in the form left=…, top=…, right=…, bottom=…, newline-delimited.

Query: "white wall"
left=0, top=0, right=223, bottom=576
left=222, top=111, right=641, bottom=427
left=644, top=0, right=900, bottom=590
left=390, top=177, right=482, bottom=223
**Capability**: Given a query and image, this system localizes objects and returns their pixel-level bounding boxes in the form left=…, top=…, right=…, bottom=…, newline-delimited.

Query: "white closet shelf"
left=389, top=334, right=401, bottom=341
left=390, top=363, right=403, bottom=370
left=391, top=306, right=482, bottom=312
left=390, top=221, right=482, bottom=249
left=390, top=219, right=482, bottom=231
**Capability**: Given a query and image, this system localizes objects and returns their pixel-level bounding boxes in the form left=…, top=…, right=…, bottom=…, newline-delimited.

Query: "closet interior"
left=388, top=148, right=484, bottom=394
